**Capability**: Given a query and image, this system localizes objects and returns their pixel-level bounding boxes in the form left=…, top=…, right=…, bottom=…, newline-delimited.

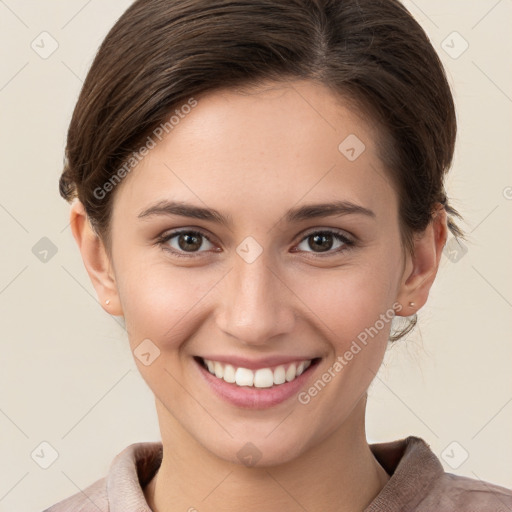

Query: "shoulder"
left=41, top=441, right=162, bottom=512
left=418, top=471, right=512, bottom=512
left=368, top=436, right=512, bottom=512
left=42, top=476, right=108, bottom=512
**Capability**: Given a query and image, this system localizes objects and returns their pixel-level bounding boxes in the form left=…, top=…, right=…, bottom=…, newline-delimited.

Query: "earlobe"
left=69, top=199, right=123, bottom=316
left=395, top=205, right=448, bottom=316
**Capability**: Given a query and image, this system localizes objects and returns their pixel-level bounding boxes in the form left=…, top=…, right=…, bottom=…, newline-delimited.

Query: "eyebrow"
left=137, top=199, right=376, bottom=226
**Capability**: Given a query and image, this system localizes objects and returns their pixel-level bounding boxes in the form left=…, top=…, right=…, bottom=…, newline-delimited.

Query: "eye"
left=156, top=227, right=356, bottom=259
left=156, top=229, right=217, bottom=258
left=293, top=229, right=355, bottom=256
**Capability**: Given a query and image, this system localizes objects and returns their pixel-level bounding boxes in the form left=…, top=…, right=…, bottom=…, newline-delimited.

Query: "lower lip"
left=193, top=357, right=321, bottom=409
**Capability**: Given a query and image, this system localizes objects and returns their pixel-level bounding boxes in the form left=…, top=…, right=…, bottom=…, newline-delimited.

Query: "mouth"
left=193, top=355, right=322, bottom=409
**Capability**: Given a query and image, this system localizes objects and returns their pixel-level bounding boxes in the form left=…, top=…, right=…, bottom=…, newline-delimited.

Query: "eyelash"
left=155, top=228, right=356, bottom=259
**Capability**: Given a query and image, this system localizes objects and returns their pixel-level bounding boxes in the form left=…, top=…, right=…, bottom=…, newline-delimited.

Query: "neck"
left=144, top=396, right=390, bottom=512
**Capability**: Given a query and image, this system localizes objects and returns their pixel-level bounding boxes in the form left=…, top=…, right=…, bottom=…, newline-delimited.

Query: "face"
left=76, top=79, right=431, bottom=466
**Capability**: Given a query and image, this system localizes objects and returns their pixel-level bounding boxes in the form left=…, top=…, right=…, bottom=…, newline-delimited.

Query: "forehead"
left=112, top=79, right=396, bottom=223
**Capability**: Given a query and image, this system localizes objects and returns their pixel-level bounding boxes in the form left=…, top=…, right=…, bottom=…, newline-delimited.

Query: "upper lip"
left=196, top=354, right=320, bottom=370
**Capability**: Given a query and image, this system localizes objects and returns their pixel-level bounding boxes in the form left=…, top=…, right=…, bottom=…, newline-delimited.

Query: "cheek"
left=293, top=259, right=398, bottom=346
left=115, top=257, right=217, bottom=349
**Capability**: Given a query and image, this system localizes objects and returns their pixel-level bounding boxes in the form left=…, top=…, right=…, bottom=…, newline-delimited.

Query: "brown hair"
left=59, top=0, right=466, bottom=341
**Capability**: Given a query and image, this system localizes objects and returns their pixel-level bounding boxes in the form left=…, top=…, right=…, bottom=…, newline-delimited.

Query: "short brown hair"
left=59, top=0, right=466, bottom=341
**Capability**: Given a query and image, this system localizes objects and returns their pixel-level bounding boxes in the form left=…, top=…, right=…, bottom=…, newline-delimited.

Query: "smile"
left=197, top=357, right=319, bottom=388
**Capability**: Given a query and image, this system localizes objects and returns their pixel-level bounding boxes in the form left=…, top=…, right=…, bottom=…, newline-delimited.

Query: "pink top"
left=43, top=436, right=512, bottom=511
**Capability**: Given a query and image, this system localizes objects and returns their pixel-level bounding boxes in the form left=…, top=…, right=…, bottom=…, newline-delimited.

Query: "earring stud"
left=409, top=301, right=415, bottom=307
left=105, top=299, right=110, bottom=305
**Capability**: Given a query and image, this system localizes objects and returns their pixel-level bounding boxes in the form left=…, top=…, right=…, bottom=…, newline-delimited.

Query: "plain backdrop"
left=0, top=1, right=511, bottom=510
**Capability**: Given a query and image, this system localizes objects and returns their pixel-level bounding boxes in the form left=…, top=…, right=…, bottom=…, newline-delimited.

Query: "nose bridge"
left=217, top=250, right=294, bottom=345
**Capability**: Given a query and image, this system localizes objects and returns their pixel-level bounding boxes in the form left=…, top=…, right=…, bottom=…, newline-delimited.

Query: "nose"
left=215, top=253, right=296, bottom=346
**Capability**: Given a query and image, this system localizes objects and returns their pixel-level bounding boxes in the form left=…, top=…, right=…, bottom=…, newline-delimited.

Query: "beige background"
left=0, top=1, right=511, bottom=510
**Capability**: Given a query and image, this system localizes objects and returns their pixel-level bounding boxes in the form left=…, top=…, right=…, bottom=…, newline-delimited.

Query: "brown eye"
left=177, top=232, right=203, bottom=252
left=295, top=230, right=355, bottom=255
left=308, top=233, right=335, bottom=252
left=158, top=230, right=215, bottom=257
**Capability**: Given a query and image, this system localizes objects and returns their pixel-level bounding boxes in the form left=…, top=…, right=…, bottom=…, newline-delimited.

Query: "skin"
left=70, top=79, right=447, bottom=512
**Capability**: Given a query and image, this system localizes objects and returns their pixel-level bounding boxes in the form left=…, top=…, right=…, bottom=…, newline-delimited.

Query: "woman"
left=44, top=0, right=512, bottom=510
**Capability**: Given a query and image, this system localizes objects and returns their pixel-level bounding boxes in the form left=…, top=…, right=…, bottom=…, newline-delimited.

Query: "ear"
left=69, top=199, right=123, bottom=316
left=395, top=204, right=448, bottom=316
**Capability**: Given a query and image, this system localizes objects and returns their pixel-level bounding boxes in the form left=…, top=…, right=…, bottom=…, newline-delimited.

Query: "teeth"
left=273, top=365, right=286, bottom=385
left=223, top=364, right=236, bottom=383
left=235, top=367, right=254, bottom=387
left=285, top=363, right=296, bottom=382
left=201, top=358, right=313, bottom=388
left=254, top=368, right=274, bottom=388
left=214, top=361, right=224, bottom=379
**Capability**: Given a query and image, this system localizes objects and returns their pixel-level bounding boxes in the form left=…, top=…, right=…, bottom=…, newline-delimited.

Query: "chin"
left=198, top=429, right=311, bottom=468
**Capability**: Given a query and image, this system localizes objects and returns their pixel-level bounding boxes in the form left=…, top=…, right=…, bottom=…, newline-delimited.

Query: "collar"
left=105, top=436, right=443, bottom=511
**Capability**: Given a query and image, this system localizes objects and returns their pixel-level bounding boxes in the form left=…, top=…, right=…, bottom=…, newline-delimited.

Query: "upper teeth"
left=202, top=358, right=313, bottom=388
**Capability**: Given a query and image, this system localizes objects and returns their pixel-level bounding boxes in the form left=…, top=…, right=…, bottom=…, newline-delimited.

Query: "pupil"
left=310, top=234, right=332, bottom=252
